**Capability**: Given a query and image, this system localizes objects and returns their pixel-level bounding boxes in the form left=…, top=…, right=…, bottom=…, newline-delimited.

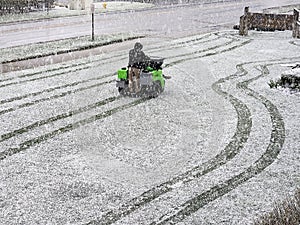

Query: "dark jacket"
left=128, top=43, right=150, bottom=69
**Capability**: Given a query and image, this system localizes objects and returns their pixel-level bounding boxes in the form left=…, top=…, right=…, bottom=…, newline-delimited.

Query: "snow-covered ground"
left=282, top=66, right=300, bottom=77
left=0, top=30, right=299, bottom=224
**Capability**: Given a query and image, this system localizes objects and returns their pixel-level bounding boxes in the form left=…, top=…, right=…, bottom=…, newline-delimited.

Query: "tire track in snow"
left=165, top=37, right=251, bottom=67
left=0, top=33, right=241, bottom=120
left=0, top=64, right=90, bottom=88
left=0, top=74, right=115, bottom=115
left=151, top=61, right=287, bottom=224
left=0, top=32, right=292, bottom=224
left=0, top=32, right=224, bottom=93
left=87, top=57, right=296, bottom=224
left=0, top=34, right=248, bottom=148
left=0, top=97, right=147, bottom=161
left=84, top=38, right=252, bottom=225
left=0, top=31, right=254, bottom=224
left=87, top=98, right=251, bottom=225
left=0, top=72, right=113, bottom=105
left=0, top=96, right=118, bottom=145
left=0, top=33, right=236, bottom=162
left=0, top=33, right=249, bottom=187
left=0, top=34, right=228, bottom=131
left=1, top=33, right=234, bottom=120
left=0, top=61, right=88, bottom=83
left=0, top=33, right=215, bottom=85
left=0, top=33, right=222, bottom=113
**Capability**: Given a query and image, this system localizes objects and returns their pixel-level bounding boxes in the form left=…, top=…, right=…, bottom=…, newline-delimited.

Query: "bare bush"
left=254, top=189, right=300, bottom=225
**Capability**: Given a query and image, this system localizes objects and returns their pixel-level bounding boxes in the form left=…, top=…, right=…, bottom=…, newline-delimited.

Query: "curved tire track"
left=1, top=34, right=232, bottom=162
left=1, top=33, right=253, bottom=224
left=0, top=32, right=228, bottom=89
left=0, top=33, right=215, bottom=85
left=0, top=97, right=147, bottom=161
left=0, top=33, right=235, bottom=132
left=0, top=74, right=115, bottom=115
left=0, top=96, right=118, bottom=144
left=152, top=62, right=286, bottom=224
left=0, top=32, right=246, bottom=136
left=0, top=64, right=90, bottom=88
left=0, top=62, right=86, bottom=83
left=0, top=33, right=228, bottom=116
left=86, top=93, right=252, bottom=225
left=84, top=37, right=252, bottom=225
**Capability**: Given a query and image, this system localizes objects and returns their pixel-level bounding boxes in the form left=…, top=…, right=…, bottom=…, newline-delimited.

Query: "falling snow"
left=0, top=1, right=299, bottom=225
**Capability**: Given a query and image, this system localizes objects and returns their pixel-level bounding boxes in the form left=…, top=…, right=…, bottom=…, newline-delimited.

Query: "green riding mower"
left=116, top=57, right=170, bottom=98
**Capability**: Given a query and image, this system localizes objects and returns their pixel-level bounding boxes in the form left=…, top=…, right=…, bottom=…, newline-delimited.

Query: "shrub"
left=254, top=189, right=300, bottom=225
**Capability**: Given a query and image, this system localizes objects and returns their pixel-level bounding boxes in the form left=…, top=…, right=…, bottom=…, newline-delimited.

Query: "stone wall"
left=239, top=7, right=300, bottom=38
left=247, top=12, right=293, bottom=31
left=293, top=9, right=300, bottom=38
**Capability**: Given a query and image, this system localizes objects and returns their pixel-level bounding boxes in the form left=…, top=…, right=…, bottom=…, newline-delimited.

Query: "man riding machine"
left=116, top=42, right=168, bottom=97
left=128, top=42, right=150, bottom=93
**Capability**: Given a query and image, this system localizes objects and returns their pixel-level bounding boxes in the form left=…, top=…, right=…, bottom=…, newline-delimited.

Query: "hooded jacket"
left=128, top=43, right=150, bottom=69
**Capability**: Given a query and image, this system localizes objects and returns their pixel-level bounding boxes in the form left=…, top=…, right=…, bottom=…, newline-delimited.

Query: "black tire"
left=118, top=87, right=127, bottom=96
left=118, top=79, right=129, bottom=96
left=150, top=81, right=163, bottom=98
left=155, top=80, right=163, bottom=92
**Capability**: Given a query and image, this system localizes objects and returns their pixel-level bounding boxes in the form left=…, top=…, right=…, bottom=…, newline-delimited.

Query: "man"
left=128, top=42, right=150, bottom=92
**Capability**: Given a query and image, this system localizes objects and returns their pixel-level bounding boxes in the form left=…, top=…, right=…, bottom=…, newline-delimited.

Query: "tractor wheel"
left=150, top=81, right=163, bottom=98
left=118, top=87, right=125, bottom=96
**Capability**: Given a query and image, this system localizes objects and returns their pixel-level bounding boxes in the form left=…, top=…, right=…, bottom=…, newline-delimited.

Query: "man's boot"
left=128, top=81, right=133, bottom=92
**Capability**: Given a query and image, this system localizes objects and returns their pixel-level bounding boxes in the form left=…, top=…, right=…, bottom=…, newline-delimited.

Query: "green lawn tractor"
left=116, top=57, right=169, bottom=98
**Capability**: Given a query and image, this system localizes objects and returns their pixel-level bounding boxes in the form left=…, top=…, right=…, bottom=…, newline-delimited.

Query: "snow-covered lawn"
left=0, top=30, right=299, bottom=224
